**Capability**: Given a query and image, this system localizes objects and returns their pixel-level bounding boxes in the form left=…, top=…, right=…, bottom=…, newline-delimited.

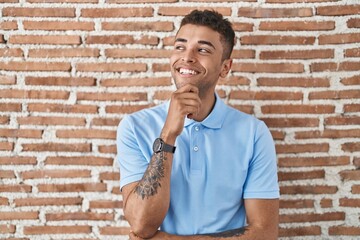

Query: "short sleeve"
left=117, top=115, right=149, bottom=190
left=243, top=121, right=279, bottom=199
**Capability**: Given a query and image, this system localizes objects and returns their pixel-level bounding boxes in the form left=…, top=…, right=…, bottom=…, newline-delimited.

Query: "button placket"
left=190, top=124, right=201, bottom=172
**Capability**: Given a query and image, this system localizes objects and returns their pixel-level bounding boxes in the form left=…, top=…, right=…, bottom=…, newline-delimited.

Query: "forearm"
left=125, top=151, right=173, bottom=238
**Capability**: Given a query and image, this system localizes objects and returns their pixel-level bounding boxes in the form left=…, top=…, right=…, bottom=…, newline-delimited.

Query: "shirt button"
left=193, top=146, right=199, bottom=152
left=195, top=126, right=199, bottom=131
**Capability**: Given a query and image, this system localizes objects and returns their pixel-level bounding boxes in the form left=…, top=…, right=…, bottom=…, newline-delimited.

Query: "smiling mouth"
left=177, top=68, right=199, bottom=75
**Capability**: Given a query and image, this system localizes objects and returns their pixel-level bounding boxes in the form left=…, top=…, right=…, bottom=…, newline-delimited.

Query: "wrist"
left=160, top=130, right=177, bottom=145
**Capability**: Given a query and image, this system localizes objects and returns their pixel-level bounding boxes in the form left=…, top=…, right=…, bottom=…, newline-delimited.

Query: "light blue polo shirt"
left=117, top=94, right=279, bottom=235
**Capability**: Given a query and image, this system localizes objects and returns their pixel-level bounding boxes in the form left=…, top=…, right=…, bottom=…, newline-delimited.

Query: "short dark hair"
left=179, top=9, right=235, bottom=60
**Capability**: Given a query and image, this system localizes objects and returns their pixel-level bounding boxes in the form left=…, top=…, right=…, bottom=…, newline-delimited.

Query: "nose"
left=181, top=49, right=196, bottom=63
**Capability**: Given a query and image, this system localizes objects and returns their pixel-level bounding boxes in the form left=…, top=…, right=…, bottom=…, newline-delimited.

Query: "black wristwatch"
left=153, top=138, right=176, bottom=153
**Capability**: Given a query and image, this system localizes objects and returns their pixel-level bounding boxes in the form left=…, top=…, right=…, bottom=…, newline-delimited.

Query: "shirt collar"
left=183, top=93, right=226, bottom=129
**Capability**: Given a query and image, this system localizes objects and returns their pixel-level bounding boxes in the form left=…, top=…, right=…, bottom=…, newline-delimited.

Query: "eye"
left=174, top=45, right=185, bottom=51
left=198, top=48, right=210, bottom=54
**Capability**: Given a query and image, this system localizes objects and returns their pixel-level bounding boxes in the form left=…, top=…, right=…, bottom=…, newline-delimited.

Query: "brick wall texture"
left=0, top=0, right=359, bottom=239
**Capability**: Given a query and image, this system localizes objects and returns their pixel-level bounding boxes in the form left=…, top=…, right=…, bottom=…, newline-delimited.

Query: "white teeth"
left=179, top=68, right=197, bottom=75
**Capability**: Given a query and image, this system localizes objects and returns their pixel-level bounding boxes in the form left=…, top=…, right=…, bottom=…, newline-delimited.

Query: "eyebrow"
left=175, top=38, right=216, bottom=49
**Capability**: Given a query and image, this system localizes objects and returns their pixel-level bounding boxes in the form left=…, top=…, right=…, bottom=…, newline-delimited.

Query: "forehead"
left=175, top=24, right=222, bottom=47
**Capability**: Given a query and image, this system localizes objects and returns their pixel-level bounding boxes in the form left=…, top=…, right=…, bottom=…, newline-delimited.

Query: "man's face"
left=170, top=24, right=231, bottom=98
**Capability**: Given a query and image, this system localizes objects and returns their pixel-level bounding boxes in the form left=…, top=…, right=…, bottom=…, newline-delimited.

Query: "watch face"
left=153, top=138, right=163, bottom=153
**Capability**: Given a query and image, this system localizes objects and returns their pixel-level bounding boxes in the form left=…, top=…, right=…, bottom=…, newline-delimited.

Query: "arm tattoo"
left=133, top=151, right=167, bottom=199
left=203, top=227, right=248, bottom=238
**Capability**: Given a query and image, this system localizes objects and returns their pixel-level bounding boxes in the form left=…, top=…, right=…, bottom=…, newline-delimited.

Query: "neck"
left=192, top=92, right=216, bottom=122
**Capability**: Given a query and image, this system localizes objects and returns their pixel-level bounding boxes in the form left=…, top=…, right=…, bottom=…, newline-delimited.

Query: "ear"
left=220, top=59, right=232, bottom=78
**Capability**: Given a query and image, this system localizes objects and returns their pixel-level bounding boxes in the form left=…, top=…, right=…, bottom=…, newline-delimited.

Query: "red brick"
left=14, top=197, right=82, bottom=206
left=353, top=185, right=360, bottom=194
left=28, top=48, right=100, bottom=58
left=280, top=212, right=345, bottom=223
left=2, top=7, right=75, bottom=17
left=0, top=48, right=23, bottom=57
left=0, top=211, right=39, bottom=220
left=98, top=144, right=116, bottom=154
left=86, top=35, right=134, bottom=44
left=0, top=184, right=32, bottom=193
left=0, top=157, right=37, bottom=165
left=272, top=130, right=285, bottom=140
left=101, top=77, right=172, bottom=87
left=0, top=75, right=16, bottom=85
left=341, top=75, right=360, bottom=85
left=90, top=200, right=123, bottom=209
left=278, top=156, right=350, bottom=167
left=45, top=156, right=113, bottom=166
left=21, top=170, right=91, bottom=179
left=46, top=212, right=114, bottom=221
left=0, top=61, right=71, bottom=71
left=0, top=89, right=69, bottom=100
left=185, top=0, right=255, bottom=2
left=232, top=63, right=304, bottom=73
left=56, top=129, right=116, bottom=139
left=0, top=170, right=16, bottom=178
left=38, top=183, right=106, bottom=192
left=325, top=116, right=360, bottom=126
left=152, top=63, right=170, bottom=72
left=355, top=158, right=360, bottom=168
left=135, top=36, right=159, bottom=45
left=319, top=33, right=360, bottom=45
left=0, top=21, right=18, bottom=30
left=232, top=22, right=254, bottom=32
left=153, top=91, right=172, bottom=100
left=276, top=143, right=329, bottom=154
left=320, top=198, right=333, bottom=208
left=329, top=226, right=360, bottom=235
left=0, top=103, right=21, bottom=112
left=260, top=49, right=334, bottom=59
left=231, top=49, right=256, bottom=59
left=218, top=76, right=250, bottom=86
left=0, top=224, right=15, bottom=234
left=91, top=118, right=120, bottom=126
left=317, top=5, right=360, bottom=16
left=28, top=103, right=98, bottom=114
left=344, top=104, right=360, bottom=112
left=347, top=18, right=360, bottom=28
left=238, top=7, right=312, bottom=18
left=158, top=7, right=231, bottom=16
left=26, top=76, right=94, bottom=86
left=24, top=225, right=91, bottom=235
left=260, top=21, right=334, bottom=31
left=342, top=142, right=360, bottom=152
left=257, top=77, right=329, bottom=87
left=340, top=169, right=360, bottom=181
left=0, top=142, right=13, bottom=151
left=280, top=199, right=314, bottom=209
left=240, top=35, right=315, bottom=45
left=0, top=35, right=4, bottom=43
left=100, top=172, right=120, bottom=181
left=106, top=49, right=171, bottom=58
left=281, top=185, right=337, bottom=194
left=100, top=226, right=130, bottom=235
left=23, top=21, right=94, bottom=31
left=106, top=104, right=152, bottom=114
left=268, top=0, right=338, bottom=2
left=22, top=143, right=91, bottom=152
left=0, top=116, right=9, bottom=124
left=278, top=170, right=325, bottom=181
left=339, top=198, right=360, bottom=207
left=81, top=7, right=153, bottom=18
left=108, top=0, right=176, bottom=2
left=262, top=104, right=335, bottom=114
left=77, top=92, right=147, bottom=101
left=345, top=48, right=360, bottom=58
left=230, top=90, right=302, bottom=100
left=9, top=35, right=81, bottom=45
left=102, top=21, right=173, bottom=31
left=18, top=116, right=86, bottom=126
left=0, top=129, right=42, bottom=138
left=279, top=226, right=321, bottom=237
left=76, top=62, right=146, bottom=72
left=28, top=0, right=98, bottom=2
left=296, top=129, right=360, bottom=139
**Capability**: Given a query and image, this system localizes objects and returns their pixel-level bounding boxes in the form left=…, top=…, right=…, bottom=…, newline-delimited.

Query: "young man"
left=117, top=10, right=279, bottom=239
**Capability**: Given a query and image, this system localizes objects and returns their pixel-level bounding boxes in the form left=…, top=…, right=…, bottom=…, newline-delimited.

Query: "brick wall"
left=0, top=0, right=359, bottom=239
